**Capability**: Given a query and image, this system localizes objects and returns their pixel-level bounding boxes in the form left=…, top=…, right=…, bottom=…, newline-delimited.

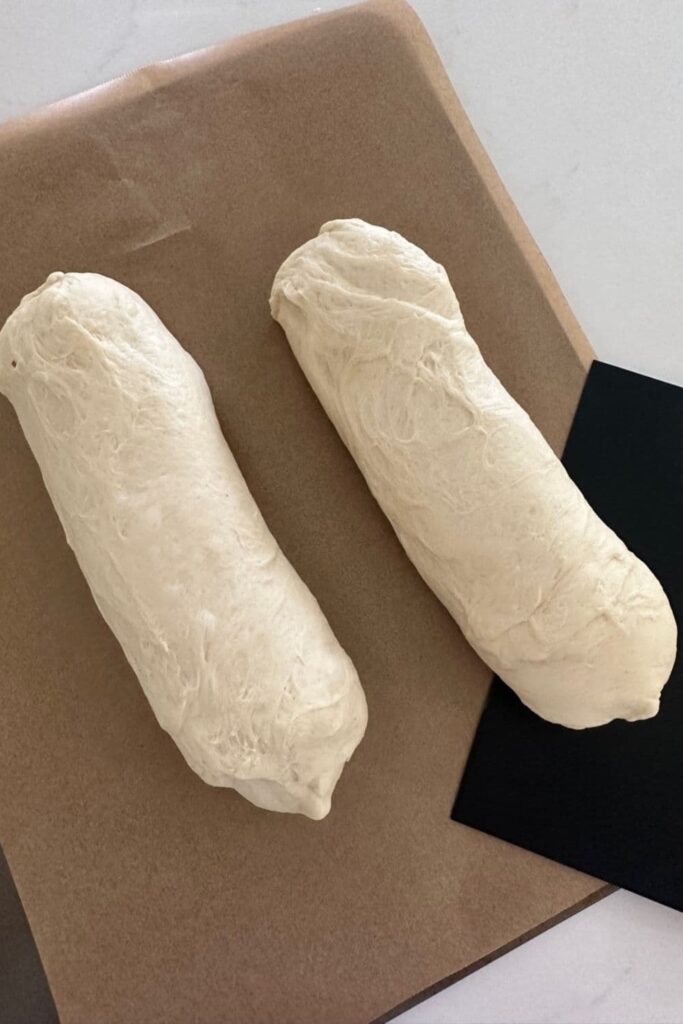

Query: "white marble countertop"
left=2, top=2, right=682, bottom=1022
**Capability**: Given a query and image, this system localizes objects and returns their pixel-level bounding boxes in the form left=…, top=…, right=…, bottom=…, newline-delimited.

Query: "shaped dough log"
left=0, top=272, right=367, bottom=818
left=271, top=219, right=677, bottom=729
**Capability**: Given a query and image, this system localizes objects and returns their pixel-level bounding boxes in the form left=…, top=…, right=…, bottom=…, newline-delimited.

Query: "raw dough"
left=271, top=219, right=677, bottom=728
left=0, top=271, right=367, bottom=818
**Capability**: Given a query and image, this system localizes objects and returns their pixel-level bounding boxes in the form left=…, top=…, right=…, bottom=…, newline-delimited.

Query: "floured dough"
left=0, top=272, right=367, bottom=818
left=271, top=219, right=677, bottom=728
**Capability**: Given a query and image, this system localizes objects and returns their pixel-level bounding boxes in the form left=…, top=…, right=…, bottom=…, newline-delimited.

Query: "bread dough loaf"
left=271, top=219, right=677, bottom=729
left=0, top=272, right=367, bottom=818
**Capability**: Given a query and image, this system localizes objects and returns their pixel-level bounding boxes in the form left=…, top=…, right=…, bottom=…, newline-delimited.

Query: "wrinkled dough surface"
left=271, top=219, right=677, bottom=728
left=0, top=272, right=367, bottom=818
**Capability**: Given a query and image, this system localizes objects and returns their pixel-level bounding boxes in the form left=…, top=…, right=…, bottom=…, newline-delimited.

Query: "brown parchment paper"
left=0, top=3, right=608, bottom=1022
